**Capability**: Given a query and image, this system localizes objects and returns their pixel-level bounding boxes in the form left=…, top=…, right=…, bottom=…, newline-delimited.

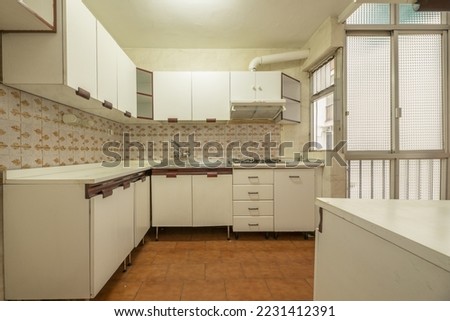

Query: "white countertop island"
left=314, top=198, right=450, bottom=300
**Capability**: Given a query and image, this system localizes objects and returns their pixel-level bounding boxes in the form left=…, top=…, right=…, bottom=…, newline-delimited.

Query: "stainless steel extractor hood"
left=230, top=100, right=286, bottom=121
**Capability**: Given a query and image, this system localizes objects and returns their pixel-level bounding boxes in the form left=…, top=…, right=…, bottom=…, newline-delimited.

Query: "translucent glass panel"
left=313, top=93, right=334, bottom=150
left=398, top=34, right=443, bottom=151
left=399, top=4, right=441, bottom=24
left=312, top=59, right=334, bottom=95
left=346, top=3, right=390, bottom=25
left=399, top=159, right=441, bottom=200
left=348, top=160, right=390, bottom=199
left=347, top=36, right=391, bottom=151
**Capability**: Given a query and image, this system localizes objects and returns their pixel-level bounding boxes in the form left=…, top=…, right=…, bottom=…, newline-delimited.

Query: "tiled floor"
left=95, top=227, right=315, bottom=301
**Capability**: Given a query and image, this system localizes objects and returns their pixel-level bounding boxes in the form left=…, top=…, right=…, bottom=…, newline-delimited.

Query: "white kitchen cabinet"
left=151, top=174, right=193, bottom=227
left=3, top=166, right=150, bottom=300
left=230, top=71, right=281, bottom=101
left=91, top=184, right=134, bottom=296
left=232, top=168, right=274, bottom=236
left=97, top=21, right=118, bottom=108
left=153, top=72, right=192, bottom=121
left=2, top=0, right=138, bottom=123
left=192, top=174, right=232, bottom=226
left=278, top=74, right=301, bottom=123
left=151, top=169, right=233, bottom=239
left=118, top=49, right=137, bottom=117
left=134, top=177, right=151, bottom=247
left=274, top=169, right=316, bottom=232
left=0, top=0, right=55, bottom=31
left=136, top=68, right=153, bottom=119
left=314, top=199, right=450, bottom=300
left=192, top=72, right=230, bottom=121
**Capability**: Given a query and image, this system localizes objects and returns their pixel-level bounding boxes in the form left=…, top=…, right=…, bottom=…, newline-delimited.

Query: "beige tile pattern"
left=95, top=228, right=315, bottom=301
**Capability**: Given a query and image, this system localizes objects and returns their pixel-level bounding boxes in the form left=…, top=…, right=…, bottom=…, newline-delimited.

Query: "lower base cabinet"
left=151, top=169, right=232, bottom=238
left=3, top=172, right=150, bottom=300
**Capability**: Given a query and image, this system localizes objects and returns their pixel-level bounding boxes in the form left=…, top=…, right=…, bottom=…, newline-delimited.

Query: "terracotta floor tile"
left=145, top=241, right=177, bottom=252
left=241, top=263, right=282, bottom=279
left=130, top=250, right=157, bottom=265
left=120, top=264, right=163, bottom=282
left=166, top=263, right=205, bottom=280
left=266, top=278, right=313, bottom=300
left=252, top=250, right=278, bottom=263
left=181, top=280, right=227, bottom=301
left=152, top=250, right=190, bottom=264
left=291, top=239, right=315, bottom=248
left=205, top=263, right=245, bottom=280
left=95, top=280, right=142, bottom=301
left=205, top=240, right=237, bottom=250
left=225, top=279, right=272, bottom=301
left=134, top=281, right=183, bottom=301
left=220, top=250, right=256, bottom=263
left=187, top=250, right=222, bottom=263
left=263, top=240, right=297, bottom=250
left=233, top=240, right=268, bottom=250
left=278, top=263, right=314, bottom=279
left=175, top=241, right=206, bottom=251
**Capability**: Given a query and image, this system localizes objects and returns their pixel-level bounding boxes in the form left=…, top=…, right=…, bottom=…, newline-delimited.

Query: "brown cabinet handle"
left=318, top=207, right=323, bottom=233
left=168, top=117, right=178, bottom=123
left=124, top=111, right=132, bottom=118
left=207, top=172, right=218, bottom=178
left=75, top=87, right=90, bottom=100
left=206, top=118, right=216, bottom=123
left=101, top=188, right=113, bottom=198
left=102, top=100, right=113, bottom=109
left=141, top=176, right=146, bottom=182
left=122, top=181, right=131, bottom=189
left=166, top=172, right=177, bottom=178
left=289, top=175, right=300, bottom=179
left=248, top=192, right=259, bottom=195
left=248, top=223, right=259, bottom=227
left=248, top=207, right=259, bottom=211
left=248, top=176, right=259, bottom=179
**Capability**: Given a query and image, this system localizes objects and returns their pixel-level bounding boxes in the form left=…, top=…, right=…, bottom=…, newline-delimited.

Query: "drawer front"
left=233, top=169, right=273, bottom=185
left=233, top=185, right=273, bottom=200
left=233, top=201, right=274, bottom=216
left=233, top=216, right=274, bottom=231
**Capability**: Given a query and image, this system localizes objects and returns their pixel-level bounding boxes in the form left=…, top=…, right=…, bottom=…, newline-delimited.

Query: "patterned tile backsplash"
left=0, top=84, right=282, bottom=170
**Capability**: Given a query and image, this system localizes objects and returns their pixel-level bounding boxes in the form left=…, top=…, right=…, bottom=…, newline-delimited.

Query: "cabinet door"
left=192, top=174, right=232, bottom=226
left=117, top=49, right=137, bottom=117
left=192, top=72, right=230, bottom=121
left=151, top=175, right=192, bottom=226
left=64, top=0, right=97, bottom=97
left=134, top=178, right=151, bottom=246
left=153, top=72, right=192, bottom=120
left=274, top=169, right=315, bottom=231
left=97, top=21, right=118, bottom=108
left=115, top=185, right=135, bottom=262
left=255, top=72, right=281, bottom=100
left=230, top=71, right=256, bottom=101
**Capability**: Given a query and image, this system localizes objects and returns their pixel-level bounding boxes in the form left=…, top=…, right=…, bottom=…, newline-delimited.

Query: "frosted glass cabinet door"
left=153, top=72, right=192, bottom=120
left=64, top=0, right=98, bottom=97
left=117, top=49, right=137, bottom=117
left=192, top=72, right=230, bottom=120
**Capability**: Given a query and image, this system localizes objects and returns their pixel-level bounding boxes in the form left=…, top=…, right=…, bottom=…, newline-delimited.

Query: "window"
left=345, top=4, right=447, bottom=200
left=311, top=58, right=336, bottom=150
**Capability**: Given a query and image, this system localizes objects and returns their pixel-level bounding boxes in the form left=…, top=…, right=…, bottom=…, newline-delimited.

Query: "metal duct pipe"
left=248, top=50, right=310, bottom=71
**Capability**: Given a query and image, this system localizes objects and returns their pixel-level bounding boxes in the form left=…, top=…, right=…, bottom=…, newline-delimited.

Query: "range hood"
left=230, top=100, right=286, bottom=121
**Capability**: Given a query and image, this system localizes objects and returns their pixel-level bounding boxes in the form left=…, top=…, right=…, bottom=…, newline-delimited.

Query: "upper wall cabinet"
left=136, top=69, right=153, bottom=120
left=1, top=0, right=137, bottom=122
left=0, top=0, right=56, bottom=32
left=153, top=71, right=230, bottom=122
left=192, top=71, right=230, bottom=121
left=230, top=71, right=281, bottom=101
left=278, top=73, right=301, bottom=123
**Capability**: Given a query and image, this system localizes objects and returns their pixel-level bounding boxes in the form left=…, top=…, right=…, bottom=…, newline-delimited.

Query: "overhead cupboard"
left=1, top=0, right=137, bottom=121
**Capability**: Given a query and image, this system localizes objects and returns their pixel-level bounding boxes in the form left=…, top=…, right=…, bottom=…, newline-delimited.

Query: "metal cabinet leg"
left=155, top=227, right=159, bottom=241
left=127, top=253, right=132, bottom=266
left=122, top=260, right=127, bottom=272
left=227, top=226, right=230, bottom=240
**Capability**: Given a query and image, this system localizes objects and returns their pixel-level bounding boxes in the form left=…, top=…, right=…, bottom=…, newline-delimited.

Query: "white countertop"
left=3, top=162, right=151, bottom=184
left=316, top=198, right=450, bottom=272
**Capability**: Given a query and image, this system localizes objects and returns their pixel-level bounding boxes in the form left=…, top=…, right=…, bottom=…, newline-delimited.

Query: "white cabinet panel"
left=233, top=216, right=274, bottom=232
left=134, top=178, right=151, bottom=247
left=97, top=21, right=118, bottom=108
left=230, top=71, right=281, bottom=101
left=192, top=174, right=232, bottom=226
left=65, top=0, right=97, bottom=97
left=192, top=72, right=230, bottom=121
left=115, top=186, right=135, bottom=263
left=233, top=201, right=274, bottom=216
left=232, top=169, right=274, bottom=185
left=153, top=72, right=192, bottom=120
left=274, top=169, right=315, bottom=231
left=151, top=175, right=193, bottom=226
left=233, top=185, right=274, bottom=201
left=117, top=49, right=137, bottom=117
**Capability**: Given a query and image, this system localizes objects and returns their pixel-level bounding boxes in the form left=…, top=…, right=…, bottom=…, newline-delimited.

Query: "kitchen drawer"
left=233, top=216, right=274, bottom=232
left=233, top=169, right=273, bottom=185
left=233, top=185, right=273, bottom=200
left=233, top=201, right=274, bottom=216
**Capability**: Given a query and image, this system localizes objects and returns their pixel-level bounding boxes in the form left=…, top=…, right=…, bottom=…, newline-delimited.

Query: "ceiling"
left=82, top=0, right=356, bottom=49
